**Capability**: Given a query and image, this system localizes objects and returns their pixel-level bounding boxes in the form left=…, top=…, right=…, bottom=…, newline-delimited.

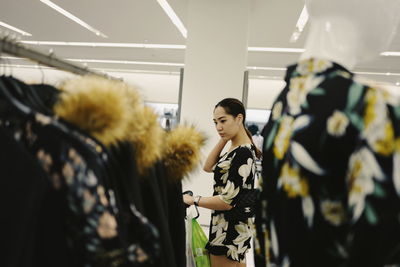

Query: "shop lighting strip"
left=0, top=21, right=32, bottom=36
left=290, top=5, right=309, bottom=43
left=156, top=0, right=187, bottom=38
left=40, top=0, right=108, bottom=38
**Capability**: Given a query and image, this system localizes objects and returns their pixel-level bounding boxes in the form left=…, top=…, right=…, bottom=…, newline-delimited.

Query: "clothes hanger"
left=182, top=190, right=200, bottom=219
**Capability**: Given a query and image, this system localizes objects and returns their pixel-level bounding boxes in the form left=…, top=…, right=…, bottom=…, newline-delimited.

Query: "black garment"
left=256, top=58, right=400, bottom=266
left=166, top=180, right=186, bottom=267
left=140, top=162, right=178, bottom=267
left=0, top=77, right=159, bottom=266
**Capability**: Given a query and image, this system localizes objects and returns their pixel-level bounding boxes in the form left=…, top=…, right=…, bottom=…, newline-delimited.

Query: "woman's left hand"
left=183, top=194, right=194, bottom=206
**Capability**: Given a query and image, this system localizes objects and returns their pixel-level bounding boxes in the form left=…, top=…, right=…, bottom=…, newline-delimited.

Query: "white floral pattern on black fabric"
left=206, top=144, right=256, bottom=263
left=255, top=58, right=400, bottom=266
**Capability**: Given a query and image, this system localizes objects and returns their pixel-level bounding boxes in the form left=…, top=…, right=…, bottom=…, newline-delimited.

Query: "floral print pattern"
left=1, top=110, right=158, bottom=266
left=255, top=58, right=400, bottom=266
left=206, top=144, right=256, bottom=263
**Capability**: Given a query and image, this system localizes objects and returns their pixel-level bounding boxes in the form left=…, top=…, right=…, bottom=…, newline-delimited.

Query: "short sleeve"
left=219, top=147, right=254, bottom=206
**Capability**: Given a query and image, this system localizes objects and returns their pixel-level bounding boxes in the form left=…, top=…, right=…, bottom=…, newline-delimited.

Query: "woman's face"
left=213, top=106, right=241, bottom=140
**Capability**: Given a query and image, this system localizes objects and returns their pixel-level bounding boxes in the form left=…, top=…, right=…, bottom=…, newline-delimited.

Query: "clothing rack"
left=0, top=35, right=113, bottom=79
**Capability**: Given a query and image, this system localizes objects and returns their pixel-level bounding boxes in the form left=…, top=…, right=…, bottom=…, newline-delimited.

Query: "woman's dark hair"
left=215, top=98, right=262, bottom=158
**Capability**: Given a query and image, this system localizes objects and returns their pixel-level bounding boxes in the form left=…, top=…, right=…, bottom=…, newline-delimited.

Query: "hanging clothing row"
left=0, top=41, right=205, bottom=267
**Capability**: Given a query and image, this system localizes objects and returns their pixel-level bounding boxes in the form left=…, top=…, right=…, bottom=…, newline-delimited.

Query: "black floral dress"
left=206, top=144, right=256, bottom=262
left=254, top=58, right=400, bottom=266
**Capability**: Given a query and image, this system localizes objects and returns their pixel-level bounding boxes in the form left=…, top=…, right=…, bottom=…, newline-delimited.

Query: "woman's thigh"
left=210, top=254, right=246, bottom=267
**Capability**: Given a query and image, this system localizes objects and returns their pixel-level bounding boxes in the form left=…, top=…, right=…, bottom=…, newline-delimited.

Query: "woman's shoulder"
left=230, top=144, right=254, bottom=157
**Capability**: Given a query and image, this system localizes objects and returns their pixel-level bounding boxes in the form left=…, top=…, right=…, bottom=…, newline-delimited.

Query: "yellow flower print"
left=327, top=110, right=349, bottom=137
left=321, top=200, right=346, bottom=226
left=296, top=58, right=333, bottom=75
left=287, top=75, right=324, bottom=115
left=273, top=116, right=294, bottom=160
left=364, top=89, right=378, bottom=129
left=364, top=88, right=395, bottom=156
left=278, top=162, right=309, bottom=198
left=272, top=101, right=283, bottom=120
left=97, top=211, right=117, bottom=239
left=373, top=121, right=395, bottom=156
left=347, top=148, right=383, bottom=222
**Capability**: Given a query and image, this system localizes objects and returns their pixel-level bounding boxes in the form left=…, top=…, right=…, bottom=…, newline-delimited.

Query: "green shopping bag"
left=191, top=218, right=211, bottom=267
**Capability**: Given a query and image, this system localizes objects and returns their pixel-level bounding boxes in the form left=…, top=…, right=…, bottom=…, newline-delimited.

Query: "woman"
left=183, top=98, right=261, bottom=267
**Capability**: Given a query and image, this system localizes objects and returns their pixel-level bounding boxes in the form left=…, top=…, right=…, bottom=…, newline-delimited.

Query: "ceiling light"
left=0, top=21, right=32, bottom=36
left=381, top=51, right=400, bottom=56
left=20, top=40, right=185, bottom=49
left=248, top=47, right=305, bottom=53
left=40, top=0, right=108, bottom=38
left=354, top=71, right=400, bottom=76
left=290, top=5, right=309, bottom=43
left=156, top=0, right=187, bottom=38
left=67, top=58, right=184, bottom=67
left=247, top=66, right=286, bottom=71
left=396, top=82, right=400, bottom=86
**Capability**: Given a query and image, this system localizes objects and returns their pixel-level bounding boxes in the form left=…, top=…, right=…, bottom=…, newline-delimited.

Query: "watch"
left=194, top=195, right=201, bottom=206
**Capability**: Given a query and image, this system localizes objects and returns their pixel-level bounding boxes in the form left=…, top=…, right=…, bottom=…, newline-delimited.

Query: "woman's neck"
left=300, top=16, right=360, bottom=70
left=230, top=128, right=251, bottom=148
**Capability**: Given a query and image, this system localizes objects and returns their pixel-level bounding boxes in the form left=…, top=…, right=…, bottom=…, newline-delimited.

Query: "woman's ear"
left=236, top=114, right=244, bottom=124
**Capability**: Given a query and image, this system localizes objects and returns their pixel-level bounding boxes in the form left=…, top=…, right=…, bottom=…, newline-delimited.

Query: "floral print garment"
left=206, top=144, right=256, bottom=263
left=254, top=58, right=400, bottom=266
left=4, top=112, right=158, bottom=266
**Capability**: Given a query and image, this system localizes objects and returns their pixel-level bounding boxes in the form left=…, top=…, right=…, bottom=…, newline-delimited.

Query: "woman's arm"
left=203, top=139, right=228, bottom=172
left=183, top=194, right=232, bottom=211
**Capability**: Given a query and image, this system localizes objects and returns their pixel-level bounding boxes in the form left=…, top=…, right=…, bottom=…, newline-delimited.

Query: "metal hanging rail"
left=0, top=35, right=113, bottom=79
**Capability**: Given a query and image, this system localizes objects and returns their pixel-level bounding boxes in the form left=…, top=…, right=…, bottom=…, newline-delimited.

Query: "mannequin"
left=254, top=1, right=400, bottom=266
left=301, top=0, right=400, bottom=70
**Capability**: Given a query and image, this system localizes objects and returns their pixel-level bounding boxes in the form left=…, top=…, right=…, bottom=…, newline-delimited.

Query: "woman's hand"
left=183, top=194, right=194, bottom=206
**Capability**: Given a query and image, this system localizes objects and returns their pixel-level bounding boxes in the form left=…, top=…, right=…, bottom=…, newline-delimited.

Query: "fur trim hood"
left=125, top=105, right=165, bottom=175
left=162, top=125, right=206, bottom=182
left=54, top=76, right=141, bottom=146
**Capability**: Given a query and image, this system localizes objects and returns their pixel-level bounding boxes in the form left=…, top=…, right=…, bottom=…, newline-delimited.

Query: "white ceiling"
left=1, top=0, right=400, bottom=84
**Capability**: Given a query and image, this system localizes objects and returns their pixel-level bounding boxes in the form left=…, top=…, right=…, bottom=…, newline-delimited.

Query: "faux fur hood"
left=54, top=76, right=141, bottom=146
left=125, top=105, right=165, bottom=175
left=162, top=125, right=206, bottom=182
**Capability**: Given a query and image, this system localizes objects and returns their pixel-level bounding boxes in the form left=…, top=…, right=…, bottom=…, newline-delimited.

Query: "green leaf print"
left=309, top=88, right=325, bottom=96
left=365, top=202, right=378, bottom=225
left=265, top=122, right=279, bottom=151
left=373, top=182, right=386, bottom=198
left=346, top=83, right=364, bottom=111
left=301, top=101, right=309, bottom=109
left=347, top=113, right=364, bottom=131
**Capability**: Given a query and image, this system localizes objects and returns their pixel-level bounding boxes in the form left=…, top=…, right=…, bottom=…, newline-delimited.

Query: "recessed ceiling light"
left=40, top=0, right=108, bottom=38
left=67, top=58, right=185, bottom=67
left=381, top=51, right=400, bottom=56
left=19, top=40, right=185, bottom=49
left=248, top=47, right=305, bottom=53
left=156, top=0, right=187, bottom=38
left=354, top=71, right=400, bottom=76
left=247, top=66, right=286, bottom=71
left=0, top=21, right=32, bottom=36
left=290, top=5, right=309, bottom=43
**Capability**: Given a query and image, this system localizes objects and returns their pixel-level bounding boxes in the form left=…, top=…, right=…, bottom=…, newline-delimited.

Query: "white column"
left=180, top=0, right=250, bottom=227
